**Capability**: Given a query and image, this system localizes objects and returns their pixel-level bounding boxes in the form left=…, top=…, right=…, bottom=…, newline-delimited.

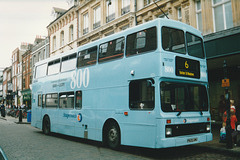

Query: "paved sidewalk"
left=195, top=122, right=240, bottom=156
left=0, top=115, right=30, bottom=124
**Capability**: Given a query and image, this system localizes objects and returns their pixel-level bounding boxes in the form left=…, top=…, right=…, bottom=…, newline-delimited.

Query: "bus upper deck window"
left=35, top=63, right=47, bottom=79
left=162, top=27, right=186, bottom=54
left=77, top=46, right=97, bottom=68
left=126, top=27, right=157, bottom=56
left=61, top=53, right=77, bottom=72
left=186, top=32, right=204, bottom=58
left=99, top=37, right=124, bottom=63
left=48, top=59, right=60, bottom=75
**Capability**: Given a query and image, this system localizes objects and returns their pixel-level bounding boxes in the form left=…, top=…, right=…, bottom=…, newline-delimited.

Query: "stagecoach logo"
left=63, top=113, right=77, bottom=119
left=77, top=113, right=82, bottom=122
left=183, top=119, right=187, bottom=123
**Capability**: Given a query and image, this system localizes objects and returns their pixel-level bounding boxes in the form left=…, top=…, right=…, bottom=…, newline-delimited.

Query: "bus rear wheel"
left=106, top=122, right=120, bottom=149
left=43, top=116, right=51, bottom=135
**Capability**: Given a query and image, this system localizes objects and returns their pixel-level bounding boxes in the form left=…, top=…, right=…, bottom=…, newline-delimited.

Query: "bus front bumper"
left=157, top=133, right=212, bottom=148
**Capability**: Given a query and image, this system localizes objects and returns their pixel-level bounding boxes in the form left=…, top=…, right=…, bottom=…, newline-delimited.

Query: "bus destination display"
left=176, top=56, right=200, bottom=79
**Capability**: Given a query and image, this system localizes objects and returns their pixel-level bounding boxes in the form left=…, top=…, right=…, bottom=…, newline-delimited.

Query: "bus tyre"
left=43, top=116, right=51, bottom=135
left=106, top=122, right=120, bottom=149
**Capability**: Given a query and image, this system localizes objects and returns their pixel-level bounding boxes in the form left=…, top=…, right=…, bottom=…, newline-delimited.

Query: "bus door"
left=34, top=93, right=43, bottom=128
left=74, top=90, right=95, bottom=140
left=124, top=78, right=157, bottom=147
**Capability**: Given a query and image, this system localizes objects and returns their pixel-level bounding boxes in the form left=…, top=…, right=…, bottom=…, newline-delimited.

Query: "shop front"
left=204, top=26, right=240, bottom=121
left=21, top=89, right=31, bottom=109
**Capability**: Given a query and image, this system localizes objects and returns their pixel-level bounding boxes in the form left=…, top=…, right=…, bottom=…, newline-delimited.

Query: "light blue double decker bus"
left=31, top=18, right=212, bottom=149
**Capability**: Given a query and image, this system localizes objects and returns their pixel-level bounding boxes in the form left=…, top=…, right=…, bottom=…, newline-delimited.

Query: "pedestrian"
left=1, top=102, right=6, bottom=117
left=219, top=95, right=226, bottom=120
left=230, top=107, right=238, bottom=146
left=222, top=100, right=238, bottom=146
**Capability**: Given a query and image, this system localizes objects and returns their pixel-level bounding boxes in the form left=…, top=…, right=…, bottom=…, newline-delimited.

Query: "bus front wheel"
left=43, top=116, right=51, bottom=135
left=106, top=122, right=120, bottom=149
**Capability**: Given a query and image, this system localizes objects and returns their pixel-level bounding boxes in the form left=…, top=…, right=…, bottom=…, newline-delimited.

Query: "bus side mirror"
left=147, top=79, right=154, bottom=87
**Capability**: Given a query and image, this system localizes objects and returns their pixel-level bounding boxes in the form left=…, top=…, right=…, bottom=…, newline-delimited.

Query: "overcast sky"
left=0, top=0, right=69, bottom=68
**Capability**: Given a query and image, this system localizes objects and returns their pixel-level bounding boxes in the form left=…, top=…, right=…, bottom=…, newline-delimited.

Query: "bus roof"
left=35, top=18, right=202, bottom=67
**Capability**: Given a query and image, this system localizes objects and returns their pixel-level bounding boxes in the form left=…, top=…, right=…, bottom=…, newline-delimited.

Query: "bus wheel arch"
left=102, top=119, right=121, bottom=149
left=42, top=115, right=51, bottom=135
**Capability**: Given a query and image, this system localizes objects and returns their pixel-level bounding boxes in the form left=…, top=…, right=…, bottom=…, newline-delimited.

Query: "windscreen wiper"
left=176, top=111, right=182, bottom=116
left=200, top=110, right=203, bottom=116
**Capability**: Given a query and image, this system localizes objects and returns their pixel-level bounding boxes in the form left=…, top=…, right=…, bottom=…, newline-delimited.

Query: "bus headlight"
left=206, top=124, right=210, bottom=132
left=166, top=128, right=172, bottom=136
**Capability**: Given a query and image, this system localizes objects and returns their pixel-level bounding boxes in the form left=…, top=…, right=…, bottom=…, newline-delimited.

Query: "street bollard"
left=19, top=109, right=22, bottom=123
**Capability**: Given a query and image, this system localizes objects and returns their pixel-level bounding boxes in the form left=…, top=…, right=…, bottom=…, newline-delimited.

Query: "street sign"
left=222, top=78, right=230, bottom=87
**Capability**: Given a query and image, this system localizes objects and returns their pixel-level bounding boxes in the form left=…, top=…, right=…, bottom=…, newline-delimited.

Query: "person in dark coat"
left=1, top=103, right=5, bottom=117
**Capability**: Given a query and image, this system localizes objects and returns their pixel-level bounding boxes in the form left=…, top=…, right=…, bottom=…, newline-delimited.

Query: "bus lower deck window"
left=129, top=79, right=155, bottom=110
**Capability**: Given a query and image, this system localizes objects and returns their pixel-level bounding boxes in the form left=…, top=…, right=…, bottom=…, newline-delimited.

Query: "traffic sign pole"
left=223, top=60, right=232, bottom=149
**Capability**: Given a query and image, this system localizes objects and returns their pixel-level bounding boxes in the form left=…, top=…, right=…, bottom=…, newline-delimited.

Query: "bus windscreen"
left=160, top=82, right=208, bottom=112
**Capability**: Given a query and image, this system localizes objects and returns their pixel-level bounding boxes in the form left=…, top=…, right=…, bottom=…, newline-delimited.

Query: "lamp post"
left=223, top=60, right=232, bottom=149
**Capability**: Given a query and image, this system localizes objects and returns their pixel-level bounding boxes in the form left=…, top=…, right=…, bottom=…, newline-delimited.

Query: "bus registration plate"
left=187, top=138, right=198, bottom=143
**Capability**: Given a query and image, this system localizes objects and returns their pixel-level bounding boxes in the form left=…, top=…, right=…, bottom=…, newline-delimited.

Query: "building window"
left=60, top=31, right=64, bottom=46
left=144, top=0, right=151, bottom=6
left=177, top=7, right=182, bottom=22
left=26, top=60, right=28, bottom=71
left=69, top=25, right=74, bottom=42
left=23, top=78, right=25, bottom=89
left=106, top=0, right=115, bottom=23
left=93, top=6, right=101, bottom=29
left=212, top=0, right=233, bottom=32
left=30, top=75, right=32, bottom=84
left=159, top=13, right=169, bottom=19
left=83, top=13, right=89, bottom=35
left=196, top=0, right=203, bottom=32
left=53, top=36, right=56, bottom=50
left=23, top=63, right=25, bottom=73
left=121, top=0, right=130, bottom=15
left=121, top=24, right=129, bottom=31
left=38, top=52, right=41, bottom=61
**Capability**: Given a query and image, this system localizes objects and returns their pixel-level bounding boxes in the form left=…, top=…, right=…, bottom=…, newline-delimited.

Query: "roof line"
left=47, top=5, right=76, bottom=28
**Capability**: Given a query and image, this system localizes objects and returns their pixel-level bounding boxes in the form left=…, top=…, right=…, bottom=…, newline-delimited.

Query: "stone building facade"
left=2, top=67, right=12, bottom=106
left=11, top=43, right=32, bottom=106
left=31, top=36, right=50, bottom=70
left=22, top=48, right=33, bottom=108
left=46, top=0, right=240, bottom=121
